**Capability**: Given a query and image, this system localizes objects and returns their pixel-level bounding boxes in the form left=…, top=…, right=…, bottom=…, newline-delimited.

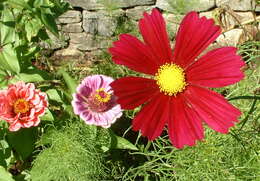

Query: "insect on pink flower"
left=109, top=8, right=245, bottom=148
left=72, top=75, right=122, bottom=128
left=0, top=81, right=48, bottom=131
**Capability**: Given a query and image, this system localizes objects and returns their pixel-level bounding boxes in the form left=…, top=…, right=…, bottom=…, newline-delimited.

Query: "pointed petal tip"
left=187, top=46, right=246, bottom=88
left=184, top=86, right=241, bottom=134
left=108, top=33, right=158, bottom=74
left=173, top=9, right=222, bottom=67
left=186, top=11, right=198, bottom=17
left=138, top=7, right=172, bottom=64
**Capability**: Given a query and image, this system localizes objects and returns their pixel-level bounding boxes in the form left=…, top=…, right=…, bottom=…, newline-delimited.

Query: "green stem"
left=144, top=141, right=152, bottom=161
left=228, top=95, right=260, bottom=101
left=239, top=98, right=258, bottom=131
left=144, top=141, right=152, bottom=153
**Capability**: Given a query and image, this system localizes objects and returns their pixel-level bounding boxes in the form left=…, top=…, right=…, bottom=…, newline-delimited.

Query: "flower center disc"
left=87, top=88, right=112, bottom=112
left=155, top=63, right=187, bottom=96
left=14, top=98, right=29, bottom=114
left=95, top=88, right=111, bottom=103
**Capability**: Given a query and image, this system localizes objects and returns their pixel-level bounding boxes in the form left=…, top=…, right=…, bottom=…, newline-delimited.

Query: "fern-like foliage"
left=30, top=122, right=109, bottom=181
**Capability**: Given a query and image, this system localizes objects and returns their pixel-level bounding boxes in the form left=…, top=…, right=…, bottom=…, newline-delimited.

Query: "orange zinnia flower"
left=0, top=81, right=48, bottom=131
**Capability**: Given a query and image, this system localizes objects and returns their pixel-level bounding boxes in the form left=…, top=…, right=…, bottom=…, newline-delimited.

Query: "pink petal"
left=71, top=94, right=87, bottom=115
left=82, top=75, right=114, bottom=92
left=30, top=93, right=41, bottom=105
left=173, top=12, right=221, bottom=68
left=80, top=108, right=122, bottom=128
left=109, top=34, right=158, bottom=75
left=132, top=93, right=169, bottom=140
left=39, top=92, right=48, bottom=107
left=184, top=86, right=241, bottom=133
left=94, top=111, right=116, bottom=128
left=139, top=8, right=172, bottom=65
left=80, top=110, right=93, bottom=124
left=110, top=77, right=159, bottom=110
left=168, top=94, right=204, bottom=149
left=187, top=47, right=245, bottom=87
left=9, top=122, right=22, bottom=132
left=14, top=81, right=25, bottom=88
left=23, top=120, right=34, bottom=128
left=25, top=83, right=35, bottom=100
left=33, top=117, right=41, bottom=126
left=0, top=90, right=14, bottom=118
left=6, top=86, right=18, bottom=103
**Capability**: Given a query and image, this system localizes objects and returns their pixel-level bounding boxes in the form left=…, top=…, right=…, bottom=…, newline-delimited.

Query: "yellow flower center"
left=94, top=88, right=111, bottom=103
left=155, top=63, right=187, bottom=96
left=13, top=98, right=30, bottom=114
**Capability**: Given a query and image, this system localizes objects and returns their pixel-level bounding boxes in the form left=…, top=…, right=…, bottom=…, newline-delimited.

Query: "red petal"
left=187, top=47, right=245, bottom=87
left=168, top=95, right=204, bottom=149
left=110, top=77, right=159, bottom=110
left=173, top=12, right=221, bottom=68
left=184, top=86, right=241, bottom=133
left=109, top=34, right=158, bottom=75
left=139, top=8, right=172, bottom=65
left=132, top=94, right=169, bottom=140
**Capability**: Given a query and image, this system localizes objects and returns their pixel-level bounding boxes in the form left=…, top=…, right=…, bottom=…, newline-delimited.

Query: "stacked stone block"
left=52, top=0, right=259, bottom=57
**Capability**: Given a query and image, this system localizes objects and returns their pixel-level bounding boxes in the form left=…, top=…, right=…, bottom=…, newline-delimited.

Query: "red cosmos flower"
left=109, top=9, right=245, bottom=148
left=0, top=81, right=48, bottom=131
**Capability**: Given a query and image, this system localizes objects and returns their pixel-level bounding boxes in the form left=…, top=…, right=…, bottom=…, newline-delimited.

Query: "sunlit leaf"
left=25, top=18, right=43, bottom=41
left=0, top=166, right=14, bottom=181
left=109, top=130, right=138, bottom=151
left=41, top=108, right=54, bottom=121
left=0, top=44, right=20, bottom=74
left=46, top=89, right=63, bottom=103
left=58, top=69, right=77, bottom=96
left=40, top=10, right=59, bottom=37
left=0, top=140, right=12, bottom=169
left=6, top=0, right=32, bottom=10
left=0, top=7, right=15, bottom=45
left=15, top=72, right=45, bottom=83
left=33, top=0, right=51, bottom=8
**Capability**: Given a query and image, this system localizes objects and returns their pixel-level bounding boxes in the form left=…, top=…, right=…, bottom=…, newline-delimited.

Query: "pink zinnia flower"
left=72, top=75, right=122, bottom=128
left=0, top=81, right=48, bottom=131
left=109, top=9, right=245, bottom=148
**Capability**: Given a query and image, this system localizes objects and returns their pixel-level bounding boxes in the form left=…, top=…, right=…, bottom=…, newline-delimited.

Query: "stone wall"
left=52, top=0, right=260, bottom=58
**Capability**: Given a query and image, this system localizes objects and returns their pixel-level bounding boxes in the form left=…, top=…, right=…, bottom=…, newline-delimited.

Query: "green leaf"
left=0, top=166, right=14, bottom=181
left=7, top=127, right=37, bottom=160
left=109, top=130, right=138, bottom=151
left=51, top=0, right=70, bottom=17
left=33, top=0, right=51, bottom=8
left=24, top=66, right=51, bottom=80
left=0, top=3, right=4, bottom=11
left=41, top=108, right=54, bottom=121
left=6, top=0, right=32, bottom=10
left=14, top=72, right=45, bottom=83
left=46, top=89, right=63, bottom=103
left=0, top=44, right=20, bottom=74
left=0, top=7, right=16, bottom=45
left=0, top=140, right=9, bottom=149
left=9, top=66, right=50, bottom=84
left=113, top=136, right=138, bottom=151
left=0, top=144, right=12, bottom=168
left=37, top=28, right=49, bottom=41
left=24, top=18, right=43, bottom=41
left=40, top=10, right=59, bottom=37
left=58, top=69, right=77, bottom=95
left=0, top=69, right=8, bottom=85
